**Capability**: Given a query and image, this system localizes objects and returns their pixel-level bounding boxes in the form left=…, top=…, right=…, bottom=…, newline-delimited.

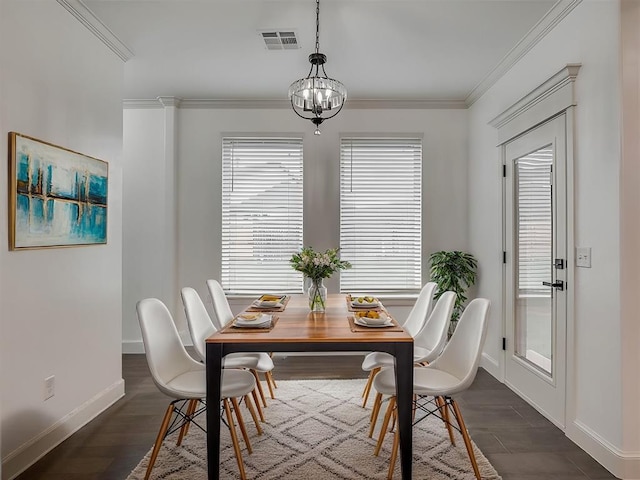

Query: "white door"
left=503, top=114, right=567, bottom=428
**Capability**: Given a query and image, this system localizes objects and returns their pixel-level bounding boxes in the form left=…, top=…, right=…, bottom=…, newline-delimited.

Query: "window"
left=339, top=137, right=422, bottom=294
left=221, top=137, right=303, bottom=293
left=516, top=147, right=553, bottom=297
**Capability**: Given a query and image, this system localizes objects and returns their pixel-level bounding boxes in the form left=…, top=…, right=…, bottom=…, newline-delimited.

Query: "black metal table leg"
left=395, top=342, right=414, bottom=480
left=206, top=343, right=223, bottom=480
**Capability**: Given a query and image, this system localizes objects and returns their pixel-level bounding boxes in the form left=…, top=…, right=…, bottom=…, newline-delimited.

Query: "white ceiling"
left=83, top=0, right=557, bottom=102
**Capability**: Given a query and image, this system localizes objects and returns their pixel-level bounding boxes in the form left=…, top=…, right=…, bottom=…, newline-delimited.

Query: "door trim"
left=490, top=64, right=581, bottom=144
left=492, top=65, right=578, bottom=431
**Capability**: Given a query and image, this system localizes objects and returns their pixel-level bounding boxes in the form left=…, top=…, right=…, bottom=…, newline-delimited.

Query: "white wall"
left=0, top=1, right=125, bottom=478
left=122, top=104, right=469, bottom=348
left=122, top=108, right=165, bottom=350
left=468, top=0, right=638, bottom=476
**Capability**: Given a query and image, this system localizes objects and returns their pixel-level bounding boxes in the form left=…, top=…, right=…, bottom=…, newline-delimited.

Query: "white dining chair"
left=367, top=290, right=456, bottom=438
left=360, top=282, right=437, bottom=408
left=181, top=286, right=270, bottom=423
left=136, top=297, right=261, bottom=480
left=206, top=279, right=278, bottom=405
left=371, top=297, right=491, bottom=480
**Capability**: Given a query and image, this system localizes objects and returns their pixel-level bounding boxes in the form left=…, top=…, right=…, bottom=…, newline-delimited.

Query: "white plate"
left=350, top=296, right=379, bottom=308
left=234, top=313, right=272, bottom=327
left=254, top=301, right=279, bottom=308
left=354, top=317, right=393, bottom=328
left=235, top=320, right=272, bottom=328
left=252, top=298, right=284, bottom=308
left=354, top=311, right=391, bottom=324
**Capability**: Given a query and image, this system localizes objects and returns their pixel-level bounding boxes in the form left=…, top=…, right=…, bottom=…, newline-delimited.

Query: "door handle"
left=542, top=280, right=564, bottom=291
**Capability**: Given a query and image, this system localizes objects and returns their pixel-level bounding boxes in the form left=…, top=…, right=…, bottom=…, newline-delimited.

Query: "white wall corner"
left=56, top=0, right=134, bottom=61
left=567, top=420, right=640, bottom=479
left=1, top=379, right=125, bottom=480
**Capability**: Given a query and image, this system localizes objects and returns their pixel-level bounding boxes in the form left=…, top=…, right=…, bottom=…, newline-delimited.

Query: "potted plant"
left=429, top=250, right=478, bottom=335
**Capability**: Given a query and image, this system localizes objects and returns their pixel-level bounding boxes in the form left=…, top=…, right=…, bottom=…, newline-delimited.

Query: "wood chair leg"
left=374, top=396, right=396, bottom=456
left=370, top=391, right=383, bottom=423
left=451, top=399, right=481, bottom=480
left=387, top=422, right=400, bottom=480
left=251, top=388, right=265, bottom=422
left=251, top=369, right=268, bottom=408
left=265, top=372, right=275, bottom=399
left=362, top=367, right=380, bottom=408
left=223, top=399, right=247, bottom=480
left=369, top=392, right=383, bottom=437
left=360, top=370, right=373, bottom=402
left=145, top=404, right=174, bottom=480
left=436, top=396, right=456, bottom=445
left=231, top=397, right=252, bottom=454
left=270, top=370, right=278, bottom=388
left=176, top=399, right=198, bottom=446
left=244, top=394, right=263, bottom=435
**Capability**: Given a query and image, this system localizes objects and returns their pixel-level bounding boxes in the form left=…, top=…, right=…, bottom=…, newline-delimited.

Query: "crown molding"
left=123, top=99, right=163, bottom=109
left=346, top=99, right=466, bottom=110
left=123, top=98, right=466, bottom=110
left=56, top=0, right=134, bottom=62
left=157, top=96, right=182, bottom=108
left=465, top=0, right=582, bottom=106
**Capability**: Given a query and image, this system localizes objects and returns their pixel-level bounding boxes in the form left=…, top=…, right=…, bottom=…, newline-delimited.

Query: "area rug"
left=127, top=379, right=501, bottom=480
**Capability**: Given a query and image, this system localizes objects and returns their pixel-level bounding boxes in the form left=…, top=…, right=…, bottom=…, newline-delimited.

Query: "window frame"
left=338, top=135, right=423, bottom=295
left=220, top=135, right=304, bottom=294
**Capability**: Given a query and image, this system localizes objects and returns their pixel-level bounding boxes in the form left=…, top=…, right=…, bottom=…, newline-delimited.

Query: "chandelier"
left=288, top=0, right=347, bottom=135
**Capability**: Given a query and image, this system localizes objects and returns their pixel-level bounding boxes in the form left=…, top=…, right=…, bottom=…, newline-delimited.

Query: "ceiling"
left=83, top=0, right=557, bottom=103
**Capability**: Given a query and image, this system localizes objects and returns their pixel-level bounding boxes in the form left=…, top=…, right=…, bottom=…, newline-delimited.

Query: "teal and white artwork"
left=10, top=133, right=108, bottom=249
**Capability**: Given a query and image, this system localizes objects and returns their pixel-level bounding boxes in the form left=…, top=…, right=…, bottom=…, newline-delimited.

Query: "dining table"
left=205, top=293, right=415, bottom=479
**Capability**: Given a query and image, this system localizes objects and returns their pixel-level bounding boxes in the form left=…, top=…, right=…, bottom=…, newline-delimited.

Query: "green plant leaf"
left=428, top=250, right=478, bottom=323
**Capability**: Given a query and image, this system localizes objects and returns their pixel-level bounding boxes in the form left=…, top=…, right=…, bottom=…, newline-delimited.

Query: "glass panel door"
left=515, top=147, right=553, bottom=375
left=504, top=113, right=567, bottom=428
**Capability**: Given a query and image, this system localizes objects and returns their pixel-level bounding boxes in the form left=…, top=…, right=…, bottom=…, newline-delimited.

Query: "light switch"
left=576, top=247, right=591, bottom=268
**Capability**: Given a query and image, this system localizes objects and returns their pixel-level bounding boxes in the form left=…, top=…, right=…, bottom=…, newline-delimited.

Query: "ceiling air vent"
left=259, top=30, right=300, bottom=50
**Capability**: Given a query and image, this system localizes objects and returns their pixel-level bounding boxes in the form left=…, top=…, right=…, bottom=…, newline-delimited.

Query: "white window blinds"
left=515, top=146, right=553, bottom=297
left=339, top=137, right=422, bottom=294
left=221, top=137, right=303, bottom=294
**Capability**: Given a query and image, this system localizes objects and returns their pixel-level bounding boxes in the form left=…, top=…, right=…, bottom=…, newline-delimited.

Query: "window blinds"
left=515, top=146, right=553, bottom=296
left=221, top=137, right=303, bottom=293
left=339, top=137, right=422, bottom=294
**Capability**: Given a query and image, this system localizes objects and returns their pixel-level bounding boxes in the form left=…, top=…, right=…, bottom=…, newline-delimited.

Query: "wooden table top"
left=206, top=294, right=412, bottom=344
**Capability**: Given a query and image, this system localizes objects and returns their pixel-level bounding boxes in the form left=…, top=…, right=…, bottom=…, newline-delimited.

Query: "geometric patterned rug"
left=126, top=379, right=501, bottom=480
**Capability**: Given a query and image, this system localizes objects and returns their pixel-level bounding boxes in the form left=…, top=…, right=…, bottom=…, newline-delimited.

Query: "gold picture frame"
left=8, top=132, right=108, bottom=250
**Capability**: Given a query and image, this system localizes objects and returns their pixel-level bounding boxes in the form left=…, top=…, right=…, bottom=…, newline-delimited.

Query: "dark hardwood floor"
left=16, top=354, right=616, bottom=480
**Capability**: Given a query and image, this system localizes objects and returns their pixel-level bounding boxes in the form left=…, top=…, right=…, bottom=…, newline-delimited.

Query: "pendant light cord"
left=315, top=0, right=320, bottom=55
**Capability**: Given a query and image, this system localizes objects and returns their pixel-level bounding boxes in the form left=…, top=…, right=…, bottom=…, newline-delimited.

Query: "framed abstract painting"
left=8, top=132, right=108, bottom=250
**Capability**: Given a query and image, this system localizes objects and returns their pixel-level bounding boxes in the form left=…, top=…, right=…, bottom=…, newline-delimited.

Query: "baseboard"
left=122, top=340, right=144, bottom=353
left=2, top=379, right=125, bottom=480
left=567, top=419, right=640, bottom=479
left=480, top=352, right=501, bottom=379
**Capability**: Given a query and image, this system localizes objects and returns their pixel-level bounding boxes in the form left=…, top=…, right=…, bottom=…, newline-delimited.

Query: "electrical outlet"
left=44, top=375, right=55, bottom=400
left=576, top=247, right=591, bottom=268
